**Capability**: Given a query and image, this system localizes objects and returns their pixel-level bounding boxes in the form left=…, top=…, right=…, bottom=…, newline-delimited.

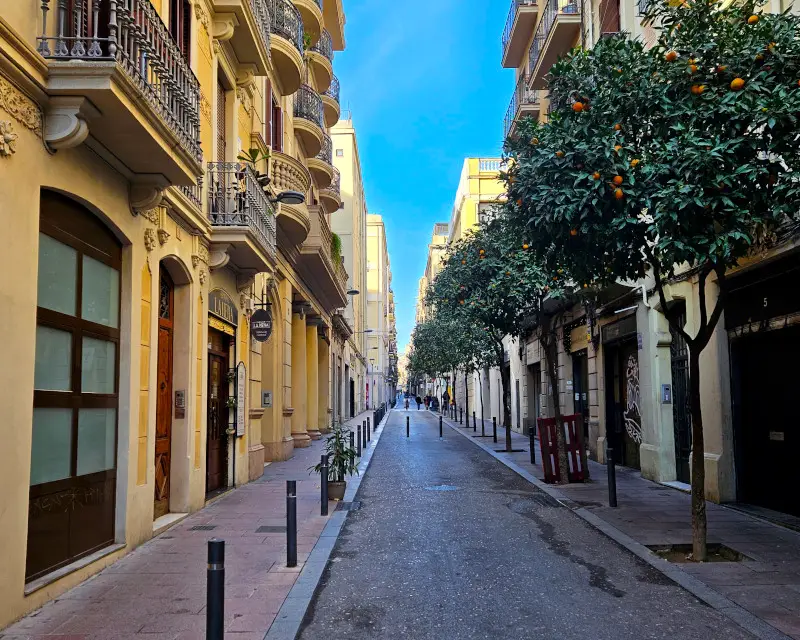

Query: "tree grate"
left=189, top=525, right=217, bottom=531
left=335, top=501, right=361, bottom=511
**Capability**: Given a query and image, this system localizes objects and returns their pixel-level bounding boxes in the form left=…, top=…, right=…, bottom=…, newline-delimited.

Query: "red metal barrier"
left=537, top=414, right=589, bottom=483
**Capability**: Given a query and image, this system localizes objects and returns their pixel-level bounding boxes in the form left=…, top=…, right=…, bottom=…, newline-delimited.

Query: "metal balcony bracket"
left=213, top=14, right=239, bottom=41
left=44, top=97, right=100, bottom=151
left=209, top=244, right=232, bottom=270
left=130, top=177, right=168, bottom=216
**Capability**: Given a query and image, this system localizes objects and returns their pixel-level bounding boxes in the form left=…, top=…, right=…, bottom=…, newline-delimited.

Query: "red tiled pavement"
left=1, top=411, right=376, bottom=640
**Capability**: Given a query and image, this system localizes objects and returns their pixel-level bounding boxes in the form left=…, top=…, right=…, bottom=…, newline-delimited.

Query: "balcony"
left=307, top=133, right=334, bottom=189
left=308, top=30, right=334, bottom=94
left=321, top=75, right=341, bottom=128
left=298, top=206, right=348, bottom=311
left=504, top=75, right=540, bottom=139
left=322, top=0, right=346, bottom=50
left=212, top=0, right=271, bottom=74
left=270, top=0, right=304, bottom=94
left=502, top=0, right=539, bottom=69
left=292, top=0, right=324, bottom=45
left=270, top=151, right=312, bottom=245
left=207, top=162, right=277, bottom=272
left=528, top=0, right=582, bottom=90
left=293, top=84, right=324, bottom=157
left=36, top=0, right=201, bottom=202
left=320, top=166, right=342, bottom=215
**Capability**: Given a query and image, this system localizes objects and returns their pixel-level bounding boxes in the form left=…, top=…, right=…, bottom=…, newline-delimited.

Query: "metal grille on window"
left=159, top=277, right=171, bottom=319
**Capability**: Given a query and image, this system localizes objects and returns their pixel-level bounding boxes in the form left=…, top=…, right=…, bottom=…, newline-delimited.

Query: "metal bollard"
left=367, top=417, right=371, bottom=441
left=321, top=454, right=329, bottom=516
left=406, top=415, right=410, bottom=438
left=460, top=408, right=463, bottom=424
left=357, top=424, right=362, bottom=457
left=473, top=411, right=477, bottom=432
left=439, top=415, right=443, bottom=439
left=206, top=539, right=224, bottom=640
left=492, top=417, right=497, bottom=443
left=363, top=420, right=367, bottom=445
left=606, top=445, right=618, bottom=508
left=350, top=430, right=355, bottom=453
left=287, top=481, right=297, bottom=567
left=529, top=427, right=536, bottom=465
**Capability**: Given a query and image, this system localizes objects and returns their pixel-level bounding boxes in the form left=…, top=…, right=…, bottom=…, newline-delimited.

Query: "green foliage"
left=506, top=0, right=800, bottom=293
left=331, top=232, right=342, bottom=263
left=309, top=425, right=358, bottom=482
left=303, top=32, right=314, bottom=52
left=237, top=148, right=270, bottom=167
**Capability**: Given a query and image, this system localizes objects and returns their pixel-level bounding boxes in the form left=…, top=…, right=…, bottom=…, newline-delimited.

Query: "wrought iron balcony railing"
left=504, top=75, right=539, bottom=138
left=249, top=0, right=272, bottom=52
left=502, top=0, right=537, bottom=54
left=328, top=166, right=341, bottom=197
left=179, top=178, right=203, bottom=210
left=36, top=0, right=201, bottom=162
left=528, top=0, right=579, bottom=75
left=324, top=74, right=340, bottom=104
left=311, top=29, right=333, bottom=62
left=207, top=162, right=277, bottom=259
left=317, top=133, right=333, bottom=164
left=270, top=0, right=303, bottom=52
left=294, top=84, right=324, bottom=129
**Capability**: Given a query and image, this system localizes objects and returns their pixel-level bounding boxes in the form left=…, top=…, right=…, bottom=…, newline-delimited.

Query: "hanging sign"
left=251, top=308, right=273, bottom=342
left=236, top=362, right=246, bottom=438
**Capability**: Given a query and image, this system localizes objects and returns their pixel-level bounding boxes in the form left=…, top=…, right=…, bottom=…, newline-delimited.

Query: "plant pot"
left=328, top=481, right=346, bottom=501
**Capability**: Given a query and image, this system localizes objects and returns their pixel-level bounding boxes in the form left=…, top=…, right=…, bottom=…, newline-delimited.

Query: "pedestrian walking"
left=415, top=396, right=422, bottom=410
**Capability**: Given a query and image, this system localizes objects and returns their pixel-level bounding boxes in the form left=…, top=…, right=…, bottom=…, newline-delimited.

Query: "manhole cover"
left=256, top=526, right=286, bottom=533
left=336, top=501, right=361, bottom=511
left=189, top=525, right=216, bottom=531
left=424, top=485, right=460, bottom=492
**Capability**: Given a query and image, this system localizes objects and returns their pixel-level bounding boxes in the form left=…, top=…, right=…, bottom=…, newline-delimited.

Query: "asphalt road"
left=298, top=409, right=754, bottom=640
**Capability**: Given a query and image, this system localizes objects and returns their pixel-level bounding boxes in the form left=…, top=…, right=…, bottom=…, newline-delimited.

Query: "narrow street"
left=299, top=409, right=754, bottom=640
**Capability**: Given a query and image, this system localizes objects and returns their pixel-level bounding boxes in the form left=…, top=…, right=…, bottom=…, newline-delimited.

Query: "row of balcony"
left=527, top=0, right=581, bottom=89
left=504, top=75, right=540, bottom=139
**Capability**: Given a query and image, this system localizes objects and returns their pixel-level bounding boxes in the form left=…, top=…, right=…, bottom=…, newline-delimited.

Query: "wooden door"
left=154, top=267, right=174, bottom=519
left=216, top=80, right=226, bottom=163
left=207, top=330, right=229, bottom=494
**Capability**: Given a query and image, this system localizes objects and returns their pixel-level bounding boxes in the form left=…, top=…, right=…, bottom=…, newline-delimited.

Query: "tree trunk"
left=542, top=317, right=570, bottom=483
left=464, top=369, right=470, bottom=427
left=689, top=348, right=707, bottom=561
left=479, top=367, right=486, bottom=433
left=500, top=363, right=513, bottom=452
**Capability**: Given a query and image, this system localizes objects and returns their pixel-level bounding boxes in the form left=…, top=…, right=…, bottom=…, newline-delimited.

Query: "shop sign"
left=209, top=289, right=238, bottom=326
left=251, top=308, right=273, bottom=342
left=569, top=325, right=589, bottom=352
left=236, top=362, right=246, bottom=438
left=601, top=314, right=637, bottom=344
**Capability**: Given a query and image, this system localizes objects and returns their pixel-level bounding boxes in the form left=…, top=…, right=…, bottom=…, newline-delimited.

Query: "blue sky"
left=335, top=0, right=511, bottom=352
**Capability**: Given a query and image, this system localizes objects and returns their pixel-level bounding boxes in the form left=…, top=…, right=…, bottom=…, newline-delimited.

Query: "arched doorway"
left=27, top=191, right=122, bottom=582
left=154, top=266, right=174, bottom=519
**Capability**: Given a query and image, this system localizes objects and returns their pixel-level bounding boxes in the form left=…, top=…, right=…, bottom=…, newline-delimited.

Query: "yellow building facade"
left=0, top=0, right=349, bottom=626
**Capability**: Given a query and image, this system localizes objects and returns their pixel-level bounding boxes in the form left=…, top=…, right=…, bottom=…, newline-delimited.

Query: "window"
left=477, top=203, right=496, bottom=224
left=170, top=0, right=191, bottom=61
left=336, top=149, right=344, bottom=157
left=271, top=95, right=283, bottom=152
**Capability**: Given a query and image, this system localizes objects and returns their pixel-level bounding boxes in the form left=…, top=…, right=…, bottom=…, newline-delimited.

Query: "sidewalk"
left=1, top=410, right=379, bottom=640
left=447, top=415, right=800, bottom=640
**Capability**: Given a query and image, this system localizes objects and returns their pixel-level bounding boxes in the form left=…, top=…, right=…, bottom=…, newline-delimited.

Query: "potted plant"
left=237, top=148, right=271, bottom=188
left=310, top=425, right=358, bottom=501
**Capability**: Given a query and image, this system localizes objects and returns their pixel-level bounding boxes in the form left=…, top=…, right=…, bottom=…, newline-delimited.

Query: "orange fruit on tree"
left=556, top=150, right=565, bottom=158
left=665, top=50, right=678, bottom=62
left=747, top=14, right=758, bottom=24
left=614, top=188, right=624, bottom=200
left=516, top=199, right=522, bottom=206
left=689, top=64, right=698, bottom=74
left=731, top=77, right=745, bottom=91
left=479, top=248, right=485, bottom=254
left=614, top=144, right=622, bottom=152
left=505, top=271, right=511, bottom=276
left=613, top=175, right=623, bottom=186
left=522, top=243, right=529, bottom=250
left=461, top=260, right=466, bottom=265
left=573, top=101, right=585, bottom=112
left=630, top=158, right=640, bottom=167
left=570, top=229, right=578, bottom=236
left=592, top=171, right=601, bottom=180
left=531, top=137, right=539, bottom=145
left=797, top=79, right=800, bottom=87
left=614, top=123, right=622, bottom=131
left=716, top=65, right=727, bottom=73
left=755, top=53, right=764, bottom=62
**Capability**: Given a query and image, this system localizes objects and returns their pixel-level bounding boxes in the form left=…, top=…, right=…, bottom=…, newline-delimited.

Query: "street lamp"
left=269, top=190, right=305, bottom=206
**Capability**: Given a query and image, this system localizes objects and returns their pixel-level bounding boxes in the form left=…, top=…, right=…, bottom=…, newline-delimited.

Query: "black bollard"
left=363, top=420, right=367, bottom=445
left=367, top=417, right=371, bottom=441
left=357, top=424, right=362, bottom=457
left=287, top=481, right=297, bottom=567
left=529, top=426, right=536, bottom=465
left=606, top=445, right=618, bottom=508
left=406, top=415, right=410, bottom=438
left=492, top=417, right=498, bottom=444
left=460, top=408, right=463, bottom=425
left=439, top=415, right=443, bottom=439
left=321, top=454, right=329, bottom=516
left=350, top=430, right=355, bottom=453
left=206, top=539, right=224, bottom=640
left=473, top=411, right=477, bottom=432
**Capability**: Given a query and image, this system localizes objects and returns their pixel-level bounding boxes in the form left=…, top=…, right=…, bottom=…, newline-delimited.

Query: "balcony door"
left=154, top=267, right=174, bottom=520
left=216, top=79, right=226, bottom=163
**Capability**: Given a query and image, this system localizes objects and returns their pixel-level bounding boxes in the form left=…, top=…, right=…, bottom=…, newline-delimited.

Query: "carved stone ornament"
left=200, top=92, right=212, bottom=122
left=140, top=207, right=161, bottom=225
left=199, top=269, right=207, bottom=285
left=44, top=97, right=98, bottom=150
left=0, top=121, right=17, bottom=156
left=130, top=180, right=167, bottom=216
left=194, top=3, right=211, bottom=32
left=191, top=255, right=200, bottom=269
left=212, top=15, right=237, bottom=41
left=0, top=75, right=42, bottom=136
left=197, top=243, right=210, bottom=264
left=208, top=245, right=230, bottom=270
left=144, top=228, right=157, bottom=252
left=157, top=228, right=170, bottom=246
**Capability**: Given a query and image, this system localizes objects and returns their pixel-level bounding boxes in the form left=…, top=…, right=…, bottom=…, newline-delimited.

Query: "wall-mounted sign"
left=209, top=288, right=238, bottom=326
left=236, top=362, right=246, bottom=438
left=262, top=391, right=273, bottom=408
left=251, top=308, right=273, bottom=342
left=175, top=390, right=186, bottom=419
left=602, top=314, right=637, bottom=344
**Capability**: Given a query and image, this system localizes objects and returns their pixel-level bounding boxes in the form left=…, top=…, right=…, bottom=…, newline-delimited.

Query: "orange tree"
left=425, top=218, right=574, bottom=471
left=505, top=0, right=800, bottom=559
